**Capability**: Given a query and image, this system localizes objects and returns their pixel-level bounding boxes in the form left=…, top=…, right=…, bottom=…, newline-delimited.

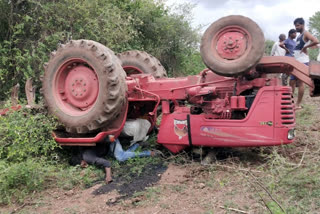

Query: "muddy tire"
left=42, top=40, right=127, bottom=134
left=117, top=50, right=167, bottom=78
left=200, top=15, right=265, bottom=77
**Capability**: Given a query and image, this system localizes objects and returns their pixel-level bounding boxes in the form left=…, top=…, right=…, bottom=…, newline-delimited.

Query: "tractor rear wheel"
left=117, top=50, right=167, bottom=78
left=200, top=15, right=265, bottom=77
left=42, top=40, right=127, bottom=134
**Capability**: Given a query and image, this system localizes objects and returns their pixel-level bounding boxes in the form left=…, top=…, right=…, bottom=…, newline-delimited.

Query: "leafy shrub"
left=0, top=108, right=59, bottom=162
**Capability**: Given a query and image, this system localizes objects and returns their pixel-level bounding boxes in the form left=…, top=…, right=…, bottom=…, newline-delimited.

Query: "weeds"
left=247, top=97, right=320, bottom=213
left=0, top=107, right=104, bottom=204
left=0, top=108, right=59, bottom=162
left=0, top=159, right=50, bottom=204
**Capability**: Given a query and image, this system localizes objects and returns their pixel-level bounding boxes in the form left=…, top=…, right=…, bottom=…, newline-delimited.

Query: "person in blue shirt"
left=280, top=29, right=297, bottom=86
left=280, top=29, right=297, bottom=57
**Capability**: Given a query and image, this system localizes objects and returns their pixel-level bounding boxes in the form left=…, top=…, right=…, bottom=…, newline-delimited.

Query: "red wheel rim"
left=212, top=26, right=251, bottom=61
left=123, top=66, right=143, bottom=76
left=53, top=59, right=99, bottom=116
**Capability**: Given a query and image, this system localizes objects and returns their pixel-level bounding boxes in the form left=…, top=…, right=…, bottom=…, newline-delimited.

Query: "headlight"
left=288, top=129, right=295, bottom=140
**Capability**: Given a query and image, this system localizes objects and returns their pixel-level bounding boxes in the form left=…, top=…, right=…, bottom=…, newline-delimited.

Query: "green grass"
left=249, top=98, right=320, bottom=213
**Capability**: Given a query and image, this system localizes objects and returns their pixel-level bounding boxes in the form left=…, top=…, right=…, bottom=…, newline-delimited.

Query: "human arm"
left=105, top=167, right=112, bottom=183
left=301, top=31, right=319, bottom=53
left=279, top=41, right=290, bottom=54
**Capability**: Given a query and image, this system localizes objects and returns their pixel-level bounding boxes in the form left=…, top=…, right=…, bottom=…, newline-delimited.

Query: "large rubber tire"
left=200, top=15, right=265, bottom=77
left=117, top=50, right=167, bottom=78
left=42, top=40, right=127, bottom=134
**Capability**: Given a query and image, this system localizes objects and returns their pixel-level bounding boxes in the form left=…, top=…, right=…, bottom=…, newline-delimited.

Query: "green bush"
left=0, top=107, right=61, bottom=204
left=0, top=108, right=59, bottom=162
left=0, top=106, right=107, bottom=204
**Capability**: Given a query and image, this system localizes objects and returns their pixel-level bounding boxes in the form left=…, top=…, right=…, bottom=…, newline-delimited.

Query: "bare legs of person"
left=296, top=80, right=304, bottom=110
left=289, top=79, right=304, bottom=110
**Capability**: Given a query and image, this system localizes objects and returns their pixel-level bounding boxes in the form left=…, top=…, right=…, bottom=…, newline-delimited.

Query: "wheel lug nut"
left=83, top=89, right=86, bottom=92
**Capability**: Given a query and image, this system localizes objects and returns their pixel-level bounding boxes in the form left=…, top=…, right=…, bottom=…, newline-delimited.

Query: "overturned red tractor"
left=43, top=15, right=320, bottom=153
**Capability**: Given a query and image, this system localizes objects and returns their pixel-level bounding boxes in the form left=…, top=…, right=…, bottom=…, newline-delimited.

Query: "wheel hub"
left=64, top=65, right=98, bottom=108
left=55, top=60, right=99, bottom=115
left=215, top=28, right=248, bottom=60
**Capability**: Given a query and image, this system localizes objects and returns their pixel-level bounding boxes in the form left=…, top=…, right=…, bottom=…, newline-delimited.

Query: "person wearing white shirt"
left=270, top=34, right=286, bottom=56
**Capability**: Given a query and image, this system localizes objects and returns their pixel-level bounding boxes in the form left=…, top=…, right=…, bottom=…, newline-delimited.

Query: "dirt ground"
left=0, top=146, right=279, bottom=214
left=2, top=93, right=320, bottom=214
left=3, top=162, right=267, bottom=214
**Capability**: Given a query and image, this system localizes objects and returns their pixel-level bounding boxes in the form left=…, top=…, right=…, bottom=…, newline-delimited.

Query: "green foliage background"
left=0, top=0, right=205, bottom=100
left=264, top=39, right=275, bottom=56
left=309, top=11, right=320, bottom=60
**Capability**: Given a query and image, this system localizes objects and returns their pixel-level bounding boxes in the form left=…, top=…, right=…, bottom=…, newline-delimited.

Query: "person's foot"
left=295, top=105, right=303, bottom=110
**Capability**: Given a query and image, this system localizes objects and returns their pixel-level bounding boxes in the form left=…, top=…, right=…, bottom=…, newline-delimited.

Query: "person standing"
left=281, top=29, right=297, bottom=57
left=270, top=34, right=286, bottom=56
left=280, top=29, right=297, bottom=85
left=292, top=18, right=319, bottom=110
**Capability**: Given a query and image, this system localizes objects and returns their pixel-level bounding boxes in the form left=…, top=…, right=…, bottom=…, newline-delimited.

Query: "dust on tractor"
left=42, top=15, right=320, bottom=153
